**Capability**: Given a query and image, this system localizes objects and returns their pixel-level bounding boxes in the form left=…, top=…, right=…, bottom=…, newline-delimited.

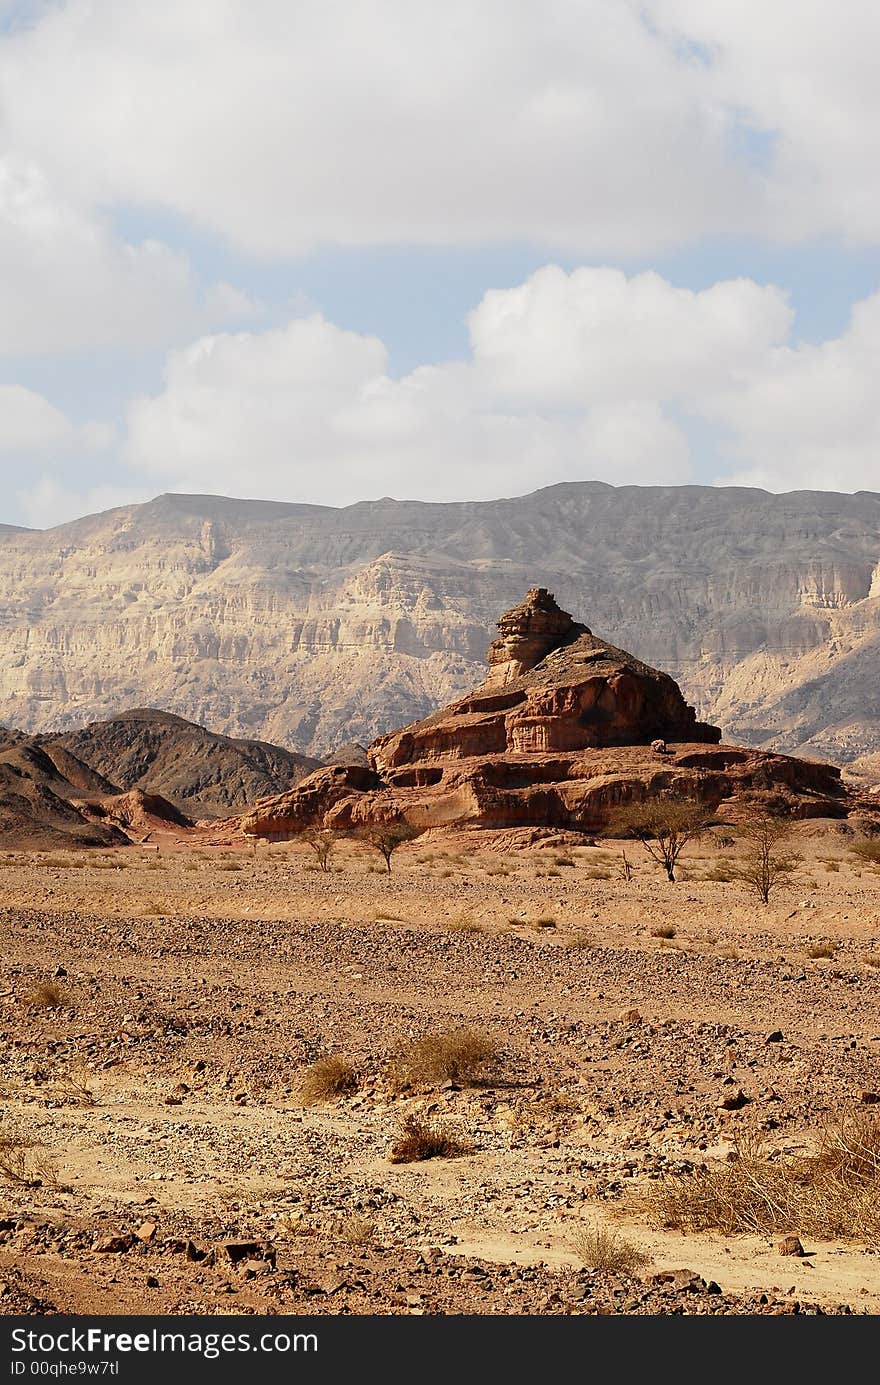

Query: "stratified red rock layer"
left=236, top=590, right=851, bottom=838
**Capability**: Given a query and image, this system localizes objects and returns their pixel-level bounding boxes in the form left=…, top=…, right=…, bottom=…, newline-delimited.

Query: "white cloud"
left=0, top=157, right=258, bottom=355
left=0, top=382, right=114, bottom=458
left=652, top=0, right=880, bottom=244
left=468, top=266, right=792, bottom=405
left=707, top=292, right=880, bottom=493
left=123, top=269, right=794, bottom=502
left=0, top=384, right=74, bottom=452
left=2, top=1, right=880, bottom=257
left=0, top=0, right=761, bottom=257
left=121, top=266, right=880, bottom=504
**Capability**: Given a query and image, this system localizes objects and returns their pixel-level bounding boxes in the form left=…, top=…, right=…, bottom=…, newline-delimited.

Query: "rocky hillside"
left=45, top=709, right=321, bottom=818
left=0, top=483, right=878, bottom=766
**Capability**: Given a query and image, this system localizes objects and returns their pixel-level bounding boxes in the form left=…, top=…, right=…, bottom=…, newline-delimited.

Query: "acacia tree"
left=361, top=821, right=420, bottom=872
left=736, top=811, right=800, bottom=904
left=303, top=824, right=337, bottom=873
left=609, top=798, right=713, bottom=882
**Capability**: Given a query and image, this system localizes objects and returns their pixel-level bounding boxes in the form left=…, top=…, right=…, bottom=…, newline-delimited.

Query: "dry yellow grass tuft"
left=297, top=1054, right=359, bottom=1106
left=390, top=1029, right=501, bottom=1091
left=28, top=979, right=70, bottom=1009
left=339, top=1214, right=376, bottom=1246
left=806, top=941, right=837, bottom=960
left=644, top=1114, right=880, bottom=1243
left=570, top=1223, right=650, bottom=1276
left=651, top=923, right=676, bottom=940
left=388, top=1112, right=471, bottom=1164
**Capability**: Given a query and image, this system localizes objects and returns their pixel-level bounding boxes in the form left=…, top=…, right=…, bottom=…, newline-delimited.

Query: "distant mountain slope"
left=0, top=482, right=878, bottom=766
left=0, top=733, right=127, bottom=848
left=45, top=708, right=322, bottom=817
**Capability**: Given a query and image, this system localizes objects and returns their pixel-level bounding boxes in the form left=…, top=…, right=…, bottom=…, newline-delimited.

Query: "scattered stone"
left=217, top=1240, right=263, bottom=1265
left=92, top=1235, right=133, bottom=1255
left=778, top=1237, right=805, bottom=1257
left=718, top=1089, right=750, bottom=1111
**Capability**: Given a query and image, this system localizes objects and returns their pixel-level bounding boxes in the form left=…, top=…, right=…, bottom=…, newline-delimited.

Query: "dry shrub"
left=446, top=913, right=486, bottom=933
left=51, top=1066, right=95, bottom=1107
left=297, top=1055, right=359, bottom=1106
left=303, top=826, right=337, bottom=873
left=566, top=931, right=594, bottom=950
left=570, top=1223, right=650, bottom=1276
left=0, top=1131, right=58, bottom=1188
left=339, top=1215, right=376, bottom=1246
left=216, top=860, right=244, bottom=872
left=823, top=860, right=841, bottom=873
left=585, top=868, right=612, bottom=880
left=718, top=946, right=740, bottom=961
left=651, top=923, right=676, bottom=940
left=389, top=1113, right=470, bottom=1164
left=704, top=863, right=737, bottom=882
left=390, top=1029, right=501, bottom=1091
left=644, top=1114, right=880, bottom=1243
left=28, top=979, right=70, bottom=1009
left=864, top=953, right=880, bottom=969
left=806, top=942, right=838, bottom=960
left=532, top=915, right=557, bottom=929
left=851, top=839, right=880, bottom=864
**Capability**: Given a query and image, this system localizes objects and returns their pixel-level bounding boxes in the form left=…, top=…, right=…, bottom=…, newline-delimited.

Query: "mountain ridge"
left=1, top=481, right=878, bottom=770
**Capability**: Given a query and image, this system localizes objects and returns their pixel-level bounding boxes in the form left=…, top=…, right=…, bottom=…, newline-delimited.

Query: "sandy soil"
left=1, top=823, right=879, bottom=1316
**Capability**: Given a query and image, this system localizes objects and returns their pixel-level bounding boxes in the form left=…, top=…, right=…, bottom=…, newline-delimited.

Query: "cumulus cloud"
left=707, top=291, right=880, bottom=493
left=120, top=268, right=783, bottom=502
left=652, top=0, right=880, bottom=244
left=3, top=1, right=880, bottom=257
left=0, top=0, right=766, bottom=257
left=467, top=267, right=792, bottom=405
left=0, top=383, right=111, bottom=455
left=0, top=158, right=257, bottom=355
left=120, top=267, right=880, bottom=504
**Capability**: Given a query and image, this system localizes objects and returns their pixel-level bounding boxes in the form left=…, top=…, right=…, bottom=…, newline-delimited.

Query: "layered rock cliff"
left=236, top=590, right=850, bottom=839
left=0, top=483, right=878, bottom=765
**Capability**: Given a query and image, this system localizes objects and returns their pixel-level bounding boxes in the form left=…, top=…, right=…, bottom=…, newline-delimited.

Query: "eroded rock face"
left=233, top=592, right=854, bottom=838
left=485, top=587, right=582, bottom=685
left=371, top=590, right=720, bottom=771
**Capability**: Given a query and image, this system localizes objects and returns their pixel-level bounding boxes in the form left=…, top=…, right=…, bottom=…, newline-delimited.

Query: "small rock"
left=92, top=1235, right=133, bottom=1255
left=765, top=1030, right=784, bottom=1044
left=718, top=1089, right=750, bottom=1111
left=619, top=1009, right=642, bottom=1026
left=778, top=1236, right=805, bottom=1257
left=860, top=1091, right=880, bottom=1105
left=135, top=1221, right=157, bottom=1244
left=217, top=1240, right=262, bottom=1264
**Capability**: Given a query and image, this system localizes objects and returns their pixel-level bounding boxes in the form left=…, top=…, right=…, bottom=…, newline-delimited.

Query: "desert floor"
left=1, top=821, right=879, bottom=1316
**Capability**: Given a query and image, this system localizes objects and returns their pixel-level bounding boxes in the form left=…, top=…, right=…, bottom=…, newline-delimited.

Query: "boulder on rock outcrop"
left=230, top=590, right=857, bottom=839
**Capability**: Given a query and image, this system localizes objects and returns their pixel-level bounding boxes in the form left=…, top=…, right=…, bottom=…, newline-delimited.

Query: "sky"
left=1, top=0, right=880, bottom=529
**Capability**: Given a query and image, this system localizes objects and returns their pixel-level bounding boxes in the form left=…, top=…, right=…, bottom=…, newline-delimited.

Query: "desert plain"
left=2, top=821, right=879, bottom=1316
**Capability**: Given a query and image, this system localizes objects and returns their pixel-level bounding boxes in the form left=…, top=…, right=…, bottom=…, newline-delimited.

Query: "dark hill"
left=44, top=709, right=322, bottom=817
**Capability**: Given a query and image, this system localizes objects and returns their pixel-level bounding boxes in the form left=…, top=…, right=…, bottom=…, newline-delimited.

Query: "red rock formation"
left=235, top=590, right=855, bottom=838
left=371, top=588, right=720, bottom=771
